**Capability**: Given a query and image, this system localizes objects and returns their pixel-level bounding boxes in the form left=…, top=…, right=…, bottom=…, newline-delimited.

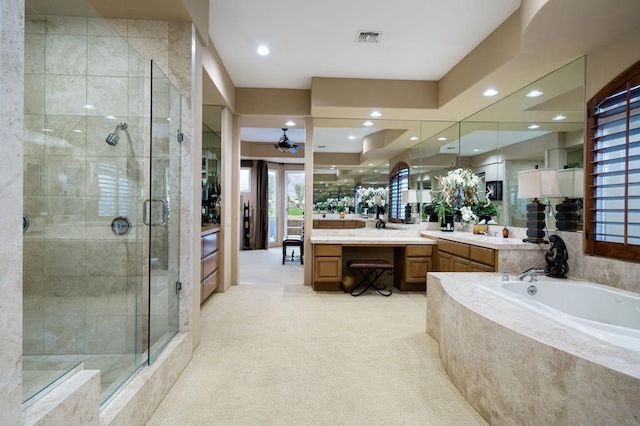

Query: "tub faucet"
left=516, top=268, right=545, bottom=282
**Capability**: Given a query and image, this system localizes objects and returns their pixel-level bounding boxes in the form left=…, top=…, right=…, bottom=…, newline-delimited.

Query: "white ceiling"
left=209, top=0, right=521, bottom=90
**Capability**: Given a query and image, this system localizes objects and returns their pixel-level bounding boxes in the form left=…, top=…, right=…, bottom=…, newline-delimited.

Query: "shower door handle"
left=143, top=199, right=169, bottom=226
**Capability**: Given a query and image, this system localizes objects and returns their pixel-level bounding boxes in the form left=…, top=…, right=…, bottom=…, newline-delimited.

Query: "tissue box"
left=473, top=224, right=489, bottom=234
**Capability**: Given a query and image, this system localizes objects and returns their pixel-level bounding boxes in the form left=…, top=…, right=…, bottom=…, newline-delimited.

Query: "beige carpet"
left=239, top=247, right=304, bottom=285
left=147, top=254, right=486, bottom=425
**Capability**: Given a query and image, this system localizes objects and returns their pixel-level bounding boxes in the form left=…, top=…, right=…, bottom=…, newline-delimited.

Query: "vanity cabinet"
left=312, top=244, right=342, bottom=291
left=201, top=228, right=221, bottom=304
left=437, top=240, right=497, bottom=272
left=394, top=245, right=433, bottom=291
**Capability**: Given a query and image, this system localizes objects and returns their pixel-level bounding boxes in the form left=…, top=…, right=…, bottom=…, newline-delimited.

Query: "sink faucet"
left=481, top=231, right=497, bottom=237
left=516, top=268, right=545, bottom=282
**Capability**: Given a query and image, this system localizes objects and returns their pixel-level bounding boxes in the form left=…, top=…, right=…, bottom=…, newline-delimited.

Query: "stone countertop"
left=421, top=230, right=539, bottom=250
left=201, top=226, right=221, bottom=236
left=310, top=228, right=435, bottom=245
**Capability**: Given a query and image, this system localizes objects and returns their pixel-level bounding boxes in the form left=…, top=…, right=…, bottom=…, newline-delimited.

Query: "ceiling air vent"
left=355, top=31, right=382, bottom=43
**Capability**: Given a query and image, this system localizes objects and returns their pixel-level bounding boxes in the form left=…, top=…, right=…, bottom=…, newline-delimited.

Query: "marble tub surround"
left=427, top=273, right=640, bottom=425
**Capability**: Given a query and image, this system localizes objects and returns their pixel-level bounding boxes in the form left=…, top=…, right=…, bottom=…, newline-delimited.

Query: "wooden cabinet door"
left=469, top=261, right=495, bottom=272
left=438, top=251, right=452, bottom=272
left=405, top=257, right=432, bottom=283
left=452, top=256, right=470, bottom=272
left=313, top=256, right=342, bottom=282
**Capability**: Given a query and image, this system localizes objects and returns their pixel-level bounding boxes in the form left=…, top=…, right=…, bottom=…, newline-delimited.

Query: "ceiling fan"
left=274, top=128, right=299, bottom=153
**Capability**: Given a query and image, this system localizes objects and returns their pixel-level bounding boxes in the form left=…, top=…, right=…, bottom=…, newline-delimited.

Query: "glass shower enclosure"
left=22, top=6, right=181, bottom=405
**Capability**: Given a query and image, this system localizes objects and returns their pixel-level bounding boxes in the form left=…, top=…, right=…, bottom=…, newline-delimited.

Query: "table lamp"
left=555, top=168, right=584, bottom=231
left=517, top=167, right=561, bottom=243
left=401, top=190, right=417, bottom=223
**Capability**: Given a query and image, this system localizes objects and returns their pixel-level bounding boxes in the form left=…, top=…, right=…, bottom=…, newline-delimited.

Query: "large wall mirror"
left=202, top=105, right=222, bottom=224
left=312, top=57, right=585, bottom=229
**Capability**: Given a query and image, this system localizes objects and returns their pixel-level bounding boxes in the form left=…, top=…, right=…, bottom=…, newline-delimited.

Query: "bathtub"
left=427, top=272, right=640, bottom=424
left=479, top=279, right=640, bottom=352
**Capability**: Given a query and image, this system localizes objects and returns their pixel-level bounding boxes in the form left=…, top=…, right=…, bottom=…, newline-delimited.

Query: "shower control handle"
left=143, top=199, right=169, bottom=226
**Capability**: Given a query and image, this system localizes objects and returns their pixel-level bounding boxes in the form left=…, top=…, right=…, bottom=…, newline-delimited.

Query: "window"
left=388, top=162, right=409, bottom=223
left=585, top=60, right=640, bottom=262
left=240, top=168, right=251, bottom=192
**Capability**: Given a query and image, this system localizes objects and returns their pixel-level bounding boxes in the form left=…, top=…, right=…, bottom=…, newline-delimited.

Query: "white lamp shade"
left=517, top=168, right=562, bottom=199
left=557, top=168, right=584, bottom=198
left=419, top=190, right=432, bottom=204
left=401, top=189, right=417, bottom=203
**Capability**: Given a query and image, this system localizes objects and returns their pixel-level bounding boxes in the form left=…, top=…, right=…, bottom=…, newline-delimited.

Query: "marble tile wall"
left=1, top=1, right=25, bottom=422
left=23, top=14, right=146, bottom=361
left=21, top=15, right=194, bottom=416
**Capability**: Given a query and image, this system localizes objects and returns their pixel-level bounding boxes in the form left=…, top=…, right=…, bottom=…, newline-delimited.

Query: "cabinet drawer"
left=438, top=240, right=469, bottom=258
left=201, top=269, right=219, bottom=303
left=315, top=244, right=342, bottom=256
left=202, top=232, right=219, bottom=257
left=469, top=246, right=495, bottom=266
left=406, top=245, right=432, bottom=257
left=201, top=251, right=219, bottom=279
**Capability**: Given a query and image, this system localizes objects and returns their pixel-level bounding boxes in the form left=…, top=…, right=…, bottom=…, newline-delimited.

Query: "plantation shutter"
left=389, top=163, right=409, bottom=222
left=586, top=66, right=640, bottom=261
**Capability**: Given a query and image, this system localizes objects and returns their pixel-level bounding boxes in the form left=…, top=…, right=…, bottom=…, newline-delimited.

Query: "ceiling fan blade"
left=288, top=147, right=297, bottom=154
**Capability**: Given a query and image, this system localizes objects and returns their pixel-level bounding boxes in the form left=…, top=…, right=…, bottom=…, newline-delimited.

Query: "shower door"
left=148, top=61, right=181, bottom=364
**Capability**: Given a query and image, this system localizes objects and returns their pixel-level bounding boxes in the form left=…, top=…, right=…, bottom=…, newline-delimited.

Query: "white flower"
left=460, top=206, right=479, bottom=224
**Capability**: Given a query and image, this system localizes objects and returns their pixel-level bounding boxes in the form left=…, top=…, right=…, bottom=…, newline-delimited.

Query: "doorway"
left=239, top=163, right=305, bottom=284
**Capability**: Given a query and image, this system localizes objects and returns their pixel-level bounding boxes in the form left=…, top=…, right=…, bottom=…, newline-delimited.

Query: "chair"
left=282, top=224, right=304, bottom=265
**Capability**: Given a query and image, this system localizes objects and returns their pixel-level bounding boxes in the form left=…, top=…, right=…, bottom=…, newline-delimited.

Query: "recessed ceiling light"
left=348, top=135, right=355, bottom=140
left=370, top=111, right=382, bottom=117
left=41, top=128, right=53, bottom=132
left=483, top=88, right=499, bottom=97
left=285, top=120, right=295, bottom=126
left=528, top=124, right=540, bottom=129
left=72, top=129, right=83, bottom=133
left=368, top=163, right=374, bottom=166
left=526, top=90, right=544, bottom=98
left=410, top=136, right=419, bottom=141
left=256, top=45, right=270, bottom=56
left=359, top=170, right=363, bottom=173
left=473, top=149, right=479, bottom=152
left=166, top=117, right=171, bottom=121
left=363, top=121, right=374, bottom=126
left=105, top=115, right=117, bottom=120
left=552, top=115, right=566, bottom=121
left=84, top=104, right=96, bottom=110
left=438, top=137, right=447, bottom=141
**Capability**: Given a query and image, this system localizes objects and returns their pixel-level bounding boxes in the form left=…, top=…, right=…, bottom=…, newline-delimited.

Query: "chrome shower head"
left=105, top=122, right=128, bottom=146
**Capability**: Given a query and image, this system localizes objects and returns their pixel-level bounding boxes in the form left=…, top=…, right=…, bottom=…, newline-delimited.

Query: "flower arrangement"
left=436, top=167, right=482, bottom=209
left=356, top=186, right=388, bottom=212
left=337, top=196, right=353, bottom=213
left=433, top=167, right=500, bottom=224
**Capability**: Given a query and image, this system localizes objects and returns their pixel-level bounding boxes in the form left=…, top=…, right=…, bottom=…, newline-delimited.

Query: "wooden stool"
left=282, top=235, right=304, bottom=264
left=346, top=259, right=393, bottom=297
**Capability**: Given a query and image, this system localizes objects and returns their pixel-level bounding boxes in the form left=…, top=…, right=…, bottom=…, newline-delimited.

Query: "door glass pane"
left=148, top=61, right=180, bottom=364
left=285, top=171, right=304, bottom=236
left=268, top=170, right=277, bottom=243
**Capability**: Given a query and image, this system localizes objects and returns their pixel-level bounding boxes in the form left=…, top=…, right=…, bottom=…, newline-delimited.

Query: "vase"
left=440, top=214, right=454, bottom=232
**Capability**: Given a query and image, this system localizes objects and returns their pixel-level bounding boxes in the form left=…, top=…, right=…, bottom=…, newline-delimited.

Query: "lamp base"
left=524, top=200, right=547, bottom=244
left=555, top=199, right=579, bottom=231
